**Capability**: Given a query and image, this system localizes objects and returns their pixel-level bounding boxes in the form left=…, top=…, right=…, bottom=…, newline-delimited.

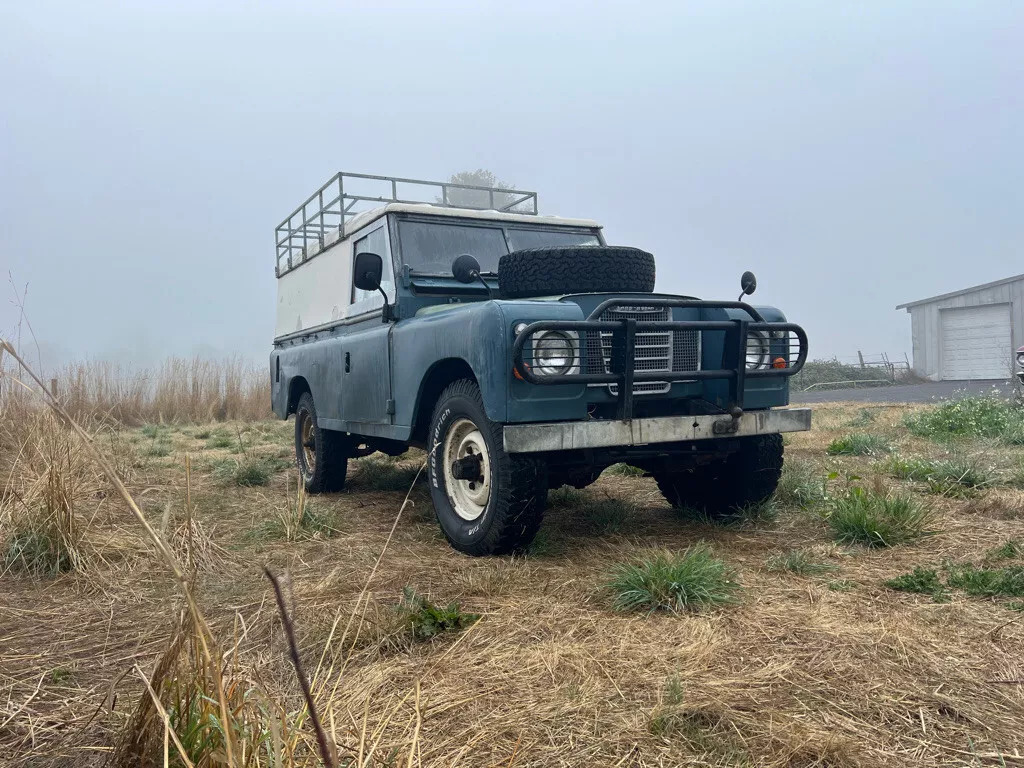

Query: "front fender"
left=391, top=302, right=509, bottom=425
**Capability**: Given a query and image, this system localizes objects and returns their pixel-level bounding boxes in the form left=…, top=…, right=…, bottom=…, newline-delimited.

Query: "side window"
left=350, top=226, right=393, bottom=309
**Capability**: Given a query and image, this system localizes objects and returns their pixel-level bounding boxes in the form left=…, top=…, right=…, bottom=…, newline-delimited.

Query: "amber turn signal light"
left=772, top=357, right=787, bottom=369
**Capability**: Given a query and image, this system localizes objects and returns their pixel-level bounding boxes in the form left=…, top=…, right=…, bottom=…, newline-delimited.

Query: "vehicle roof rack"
left=275, top=172, right=538, bottom=274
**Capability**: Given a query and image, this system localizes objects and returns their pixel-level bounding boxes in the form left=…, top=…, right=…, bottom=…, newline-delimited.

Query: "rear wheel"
left=428, top=380, right=547, bottom=555
left=653, top=434, right=783, bottom=519
left=294, top=392, right=348, bottom=493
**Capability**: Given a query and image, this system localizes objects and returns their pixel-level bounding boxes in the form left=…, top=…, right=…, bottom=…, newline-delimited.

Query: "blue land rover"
left=270, top=173, right=811, bottom=555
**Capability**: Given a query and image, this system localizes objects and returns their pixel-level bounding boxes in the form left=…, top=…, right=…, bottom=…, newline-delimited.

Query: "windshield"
left=397, top=219, right=600, bottom=274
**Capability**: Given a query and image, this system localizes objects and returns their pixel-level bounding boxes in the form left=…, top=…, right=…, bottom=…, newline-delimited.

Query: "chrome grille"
left=586, top=306, right=701, bottom=395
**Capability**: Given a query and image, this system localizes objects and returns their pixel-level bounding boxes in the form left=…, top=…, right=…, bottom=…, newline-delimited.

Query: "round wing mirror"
left=740, top=271, right=757, bottom=297
left=452, top=253, right=482, bottom=284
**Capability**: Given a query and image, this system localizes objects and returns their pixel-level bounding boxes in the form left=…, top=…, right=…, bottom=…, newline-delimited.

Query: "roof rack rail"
left=275, top=172, right=538, bottom=274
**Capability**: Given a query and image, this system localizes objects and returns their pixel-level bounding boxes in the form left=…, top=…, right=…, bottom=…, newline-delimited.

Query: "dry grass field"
left=2, top=360, right=1024, bottom=767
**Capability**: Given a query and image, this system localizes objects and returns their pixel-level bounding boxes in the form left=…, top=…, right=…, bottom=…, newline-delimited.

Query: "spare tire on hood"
left=497, top=246, right=656, bottom=299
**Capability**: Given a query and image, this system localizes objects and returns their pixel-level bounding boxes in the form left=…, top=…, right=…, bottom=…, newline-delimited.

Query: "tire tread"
left=498, top=246, right=656, bottom=299
left=654, top=434, right=783, bottom=517
left=430, top=380, right=546, bottom=555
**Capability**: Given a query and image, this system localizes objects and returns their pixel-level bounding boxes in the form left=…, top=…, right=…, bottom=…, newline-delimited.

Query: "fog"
left=2, top=1, right=1021, bottom=371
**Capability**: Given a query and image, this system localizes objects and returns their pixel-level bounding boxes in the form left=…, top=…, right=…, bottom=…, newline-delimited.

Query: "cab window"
left=350, top=226, right=393, bottom=308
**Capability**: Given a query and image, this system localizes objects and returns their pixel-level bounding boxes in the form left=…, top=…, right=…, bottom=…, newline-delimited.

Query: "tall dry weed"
left=0, top=409, right=106, bottom=574
left=3, top=350, right=269, bottom=426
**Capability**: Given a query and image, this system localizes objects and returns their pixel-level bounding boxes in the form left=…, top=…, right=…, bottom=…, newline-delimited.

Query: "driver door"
left=339, top=222, right=395, bottom=427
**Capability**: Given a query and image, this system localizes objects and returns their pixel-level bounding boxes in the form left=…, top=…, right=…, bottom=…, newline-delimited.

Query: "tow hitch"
left=713, top=406, right=744, bottom=435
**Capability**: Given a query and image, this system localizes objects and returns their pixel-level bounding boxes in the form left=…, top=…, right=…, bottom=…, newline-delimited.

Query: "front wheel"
left=294, top=392, right=348, bottom=493
left=427, top=380, right=546, bottom=555
left=653, top=434, right=783, bottom=519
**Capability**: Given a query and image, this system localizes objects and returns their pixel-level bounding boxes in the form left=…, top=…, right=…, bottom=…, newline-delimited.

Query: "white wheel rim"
left=442, top=418, right=491, bottom=521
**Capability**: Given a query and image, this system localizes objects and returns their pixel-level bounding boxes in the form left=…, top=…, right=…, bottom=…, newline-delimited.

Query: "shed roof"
left=896, top=272, right=1024, bottom=311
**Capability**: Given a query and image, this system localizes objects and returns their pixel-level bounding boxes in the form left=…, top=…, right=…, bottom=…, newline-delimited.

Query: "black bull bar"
left=511, top=298, right=808, bottom=421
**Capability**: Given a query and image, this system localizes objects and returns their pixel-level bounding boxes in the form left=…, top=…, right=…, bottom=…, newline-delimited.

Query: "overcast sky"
left=2, top=1, right=1021, bottom=371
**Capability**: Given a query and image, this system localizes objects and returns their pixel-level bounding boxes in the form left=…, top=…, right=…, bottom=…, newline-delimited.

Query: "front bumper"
left=503, top=407, right=812, bottom=454
left=512, top=298, right=808, bottom=420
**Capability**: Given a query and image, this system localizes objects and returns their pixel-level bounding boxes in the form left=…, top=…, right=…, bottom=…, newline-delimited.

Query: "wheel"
left=653, top=434, right=784, bottom=519
left=427, top=380, right=547, bottom=555
left=294, top=392, right=348, bottom=493
left=497, top=246, right=656, bottom=299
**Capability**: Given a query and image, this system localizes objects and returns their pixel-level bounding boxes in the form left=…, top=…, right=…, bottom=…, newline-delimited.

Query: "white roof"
left=896, top=272, right=1024, bottom=310
left=343, top=202, right=601, bottom=234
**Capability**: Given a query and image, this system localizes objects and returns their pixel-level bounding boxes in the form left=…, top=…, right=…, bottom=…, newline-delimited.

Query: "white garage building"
left=897, top=273, right=1023, bottom=381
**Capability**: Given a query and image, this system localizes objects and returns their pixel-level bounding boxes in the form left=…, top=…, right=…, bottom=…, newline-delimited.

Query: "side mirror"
left=353, top=252, right=383, bottom=292
left=452, top=253, right=482, bottom=284
left=739, top=270, right=757, bottom=299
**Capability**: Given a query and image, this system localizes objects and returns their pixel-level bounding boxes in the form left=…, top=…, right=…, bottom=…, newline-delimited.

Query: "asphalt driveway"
left=792, top=379, right=1018, bottom=404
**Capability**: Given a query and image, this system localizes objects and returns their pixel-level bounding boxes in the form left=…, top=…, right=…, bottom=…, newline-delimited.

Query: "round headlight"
left=1017, top=352, right=1024, bottom=368
left=745, top=331, right=769, bottom=370
left=534, top=331, right=577, bottom=375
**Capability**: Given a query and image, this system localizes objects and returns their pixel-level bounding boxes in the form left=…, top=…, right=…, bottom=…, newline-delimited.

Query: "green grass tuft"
left=774, top=458, right=827, bottom=509
left=986, top=539, right=1023, bottom=562
left=585, top=497, right=632, bottom=534
left=730, top=498, right=779, bottom=524
left=604, top=463, right=645, bottom=477
left=826, top=487, right=935, bottom=548
left=765, top=549, right=839, bottom=576
left=885, top=454, right=991, bottom=497
left=904, top=395, right=1024, bottom=444
left=664, top=674, right=685, bottom=706
left=606, top=543, right=740, bottom=614
left=826, top=433, right=891, bottom=456
left=946, top=564, right=1024, bottom=598
left=249, top=502, right=339, bottom=542
left=845, top=408, right=878, bottom=427
left=142, top=440, right=173, bottom=458
left=206, top=431, right=236, bottom=450
left=525, top=527, right=567, bottom=558
left=884, top=567, right=947, bottom=600
left=396, top=587, right=480, bottom=641
left=548, top=485, right=587, bottom=508
left=351, top=456, right=420, bottom=492
left=3, top=529, right=75, bottom=577
left=647, top=707, right=748, bottom=762
left=214, top=457, right=276, bottom=487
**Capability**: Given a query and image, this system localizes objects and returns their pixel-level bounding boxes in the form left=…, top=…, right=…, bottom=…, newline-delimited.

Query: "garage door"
left=940, top=304, right=1012, bottom=380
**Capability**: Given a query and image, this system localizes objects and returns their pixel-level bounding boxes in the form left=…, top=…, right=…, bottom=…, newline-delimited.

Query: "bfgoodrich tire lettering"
left=497, top=246, right=656, bottom=299
left=428, top=380, right=546, bottom=555
left=294, top=392, right=348, bottom=493
left=654, top=434, right=784, bottom=518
